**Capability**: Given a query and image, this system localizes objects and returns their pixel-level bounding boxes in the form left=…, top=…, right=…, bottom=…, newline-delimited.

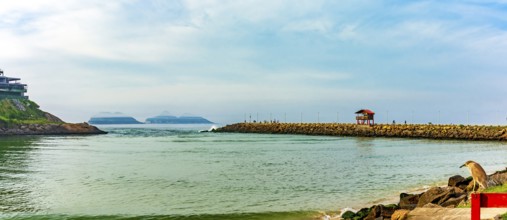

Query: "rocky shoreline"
left=336, top=168, right=507, bottom=220
left=215, top=123, right=507, bottom=141
left=0, top=98, right=107, bottom=136
left=0, top=122, right=107, bottom=135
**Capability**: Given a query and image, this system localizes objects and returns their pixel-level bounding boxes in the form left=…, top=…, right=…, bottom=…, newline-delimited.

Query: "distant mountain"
left=146, top=113, right=213, bottom=124
left=88, top=112, right=142, bottom=124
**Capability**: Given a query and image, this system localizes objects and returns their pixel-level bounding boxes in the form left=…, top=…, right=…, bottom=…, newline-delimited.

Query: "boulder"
left=391, top=209, right=410, bottom=220
left=440, top=194, right=467, bottom=208
left=364, top=204, right=398, bottom=220
left=355, top=207, right=370, bottom=219
left=488, top=168, right=507, bottom=186
left=416, top=187, right=449, bottom=207
left=422, top=203, right=442, bottom=208
left=399, top=193, right=420, bottom=210
left=417, top=186, right=467, bottom=208
left=438, top=187, right=465, bottom=203
left=457, top=177, right=473, bottom=191
left=341, top=210, right=355, bottom=219
left=448, top=175, right=465, bottom=187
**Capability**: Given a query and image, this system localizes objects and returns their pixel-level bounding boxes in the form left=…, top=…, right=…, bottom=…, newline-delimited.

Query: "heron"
left=460, top=160, right=488, bottom=192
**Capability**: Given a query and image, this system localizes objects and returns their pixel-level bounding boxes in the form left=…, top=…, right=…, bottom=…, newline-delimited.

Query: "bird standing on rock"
left=460, top=160, right=488, bottom=192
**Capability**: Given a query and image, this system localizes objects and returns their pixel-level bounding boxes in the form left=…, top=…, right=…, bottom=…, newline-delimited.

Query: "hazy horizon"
left=2, top=1, right=507, bottom=125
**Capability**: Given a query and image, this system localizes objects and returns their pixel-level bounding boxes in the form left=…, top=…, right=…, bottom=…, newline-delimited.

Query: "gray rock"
left=416, top=187, right=449, bottom=207
left=399, top=193, right=420, bottom=210
left=341, top=210, right=355, bottom=219
left=365, top=204, right=398, bottom=220
left=448, top=175, right=465, bottom=187
left=440, top=194, right=467, bottom=208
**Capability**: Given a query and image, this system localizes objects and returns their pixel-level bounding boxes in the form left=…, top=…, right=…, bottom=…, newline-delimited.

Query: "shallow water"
left=1, top=124, right=506, bottom=219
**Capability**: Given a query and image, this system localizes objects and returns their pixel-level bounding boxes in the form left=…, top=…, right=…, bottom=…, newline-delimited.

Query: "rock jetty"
left=215, top=123, right=507, bottom=141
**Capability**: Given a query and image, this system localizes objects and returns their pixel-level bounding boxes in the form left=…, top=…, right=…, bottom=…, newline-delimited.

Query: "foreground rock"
left=215, top=123, right=507, bottom=141
left=340, top=168, right=507, bottom=220
left=0, top=123, right=107, bottom=135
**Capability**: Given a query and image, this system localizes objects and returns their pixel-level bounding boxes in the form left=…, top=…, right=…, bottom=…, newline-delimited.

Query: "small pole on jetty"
left=256, top=113, right=258, bottom=122
left=411, top=110, right=414, bottom=124
left=387, top=111, right=389, bottom=124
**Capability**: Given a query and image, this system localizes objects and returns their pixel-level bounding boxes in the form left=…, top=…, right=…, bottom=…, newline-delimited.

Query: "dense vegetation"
left=0, top=98, right=62, bottom=126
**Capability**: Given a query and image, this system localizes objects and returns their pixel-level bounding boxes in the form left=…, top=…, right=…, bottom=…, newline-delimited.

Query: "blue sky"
left=1, top=0, right=507, bottom=124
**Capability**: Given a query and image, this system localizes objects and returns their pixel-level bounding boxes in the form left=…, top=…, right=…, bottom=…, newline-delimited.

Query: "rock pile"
left=215, top=123, right=507, bottom=141
left=340, top=168, right=507, bottom=220
left=0, top=123, right=106, bottom=135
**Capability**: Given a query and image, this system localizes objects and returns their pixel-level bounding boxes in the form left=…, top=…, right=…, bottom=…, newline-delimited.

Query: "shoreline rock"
left=215, top=123, right=507, bottom=141
left=0, top=122, right=107, bottom=135
left=0, top=98, right=107, bottom=136
left=339, top=168, right=507, bottom=220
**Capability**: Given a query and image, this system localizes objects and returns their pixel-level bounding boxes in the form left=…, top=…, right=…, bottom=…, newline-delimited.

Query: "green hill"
left=0, top=98, right=63, bottom=126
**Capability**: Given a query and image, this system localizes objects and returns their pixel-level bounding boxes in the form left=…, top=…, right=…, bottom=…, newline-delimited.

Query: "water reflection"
left=0, top=136, right=40, bottom=212
left=355, top=137, right=374, bottom=148
left=350, top=137, right=376, bottom=196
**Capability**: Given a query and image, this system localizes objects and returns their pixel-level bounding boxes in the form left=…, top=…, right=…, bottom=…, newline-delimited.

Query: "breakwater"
left=215, top=123, right=507, bottom=141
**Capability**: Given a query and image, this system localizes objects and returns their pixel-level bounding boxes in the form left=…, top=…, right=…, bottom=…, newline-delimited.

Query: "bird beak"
left=459, top=164, right=465, bottom=168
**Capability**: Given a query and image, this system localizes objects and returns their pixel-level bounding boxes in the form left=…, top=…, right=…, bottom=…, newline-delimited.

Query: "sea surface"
left=1, top=124, right=506, bottom=220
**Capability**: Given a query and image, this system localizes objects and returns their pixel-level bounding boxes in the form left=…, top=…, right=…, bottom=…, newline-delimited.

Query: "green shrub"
left=0, top=98, right=59, bottom=125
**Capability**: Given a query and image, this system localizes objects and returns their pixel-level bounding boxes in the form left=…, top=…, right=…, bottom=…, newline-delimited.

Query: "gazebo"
left=355, top=109, right=375, bottom=125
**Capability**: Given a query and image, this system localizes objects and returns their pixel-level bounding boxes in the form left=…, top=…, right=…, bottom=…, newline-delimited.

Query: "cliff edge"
left=0, top=98, right=106, bottom=135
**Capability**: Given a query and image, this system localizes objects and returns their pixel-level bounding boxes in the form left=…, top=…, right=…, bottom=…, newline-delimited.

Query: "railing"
left=471, top=193, right=507, bottom=220
left=356, top=116, right=368, bottom=120
left=0, top=84, right=27, bottom=93
left=356, top=116, right=373, bottom=120
left=0, top=94, right=28, bottom=99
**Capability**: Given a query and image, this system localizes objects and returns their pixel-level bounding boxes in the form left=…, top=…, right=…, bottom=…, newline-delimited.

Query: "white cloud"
left=2, top=0, right=507, bottom=124
left=337, top=24, right=359, bottom=40
left=0, top=0, right=204, bottom=63
left=282, top=19, right=333, bottom=34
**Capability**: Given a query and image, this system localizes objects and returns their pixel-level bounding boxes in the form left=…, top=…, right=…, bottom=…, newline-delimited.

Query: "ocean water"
left=1, top=124, right=506, bottom=220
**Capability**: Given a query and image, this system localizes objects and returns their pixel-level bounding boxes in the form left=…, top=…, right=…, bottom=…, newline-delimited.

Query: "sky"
left=1, top=0, right=507, bottom=124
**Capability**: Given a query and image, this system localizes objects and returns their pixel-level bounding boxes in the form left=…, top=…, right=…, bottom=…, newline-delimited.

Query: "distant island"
left=87, top=112, right=214, bottom=125
left=145, top=112, right=213, bottom=124
left=0, top=69, right=105, bottom=135
left=88, top=112, right=143, bottom=124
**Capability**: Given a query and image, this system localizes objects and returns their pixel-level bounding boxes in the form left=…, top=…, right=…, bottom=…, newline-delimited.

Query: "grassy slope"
left=457, top=184, right=507, bottom=211
left=484, top=184, right=507, bottom=193
left=0, top=98, right=62, bottom=126
left=486, top=184, right=507, bottom=219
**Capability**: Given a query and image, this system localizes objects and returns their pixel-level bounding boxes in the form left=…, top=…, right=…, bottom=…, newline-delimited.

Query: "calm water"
left=1, top=124, right=506, bottom=219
